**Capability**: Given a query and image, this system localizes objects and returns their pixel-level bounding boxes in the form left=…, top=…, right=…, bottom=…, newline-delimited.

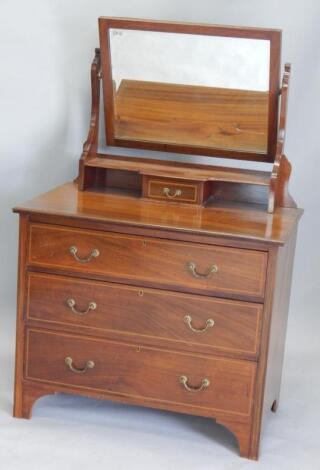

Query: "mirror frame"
left=99, top=17, right=281, bottom=163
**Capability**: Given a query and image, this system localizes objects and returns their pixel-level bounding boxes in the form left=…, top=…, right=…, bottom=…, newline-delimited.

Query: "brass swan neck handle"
left=179, top=375, right=210, bottom=392
left=66, top=298, right=97, bottom=315
left=187, top=261, right=218, bottom=279
left=184, top=315, right=214, bottom=333
left=163, top=187, right=182, bottom=199
left=65, top=357, right=95, bottom=374
left=69, top=246, right=100, bottom=263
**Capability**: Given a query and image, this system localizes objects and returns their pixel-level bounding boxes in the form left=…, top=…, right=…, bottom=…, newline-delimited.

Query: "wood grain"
left=263, top=228, right=297, bottom=416
left=13, top=182, right=303, bottom=246
left=11, top=16, right=302, bottom=462
left=142, top=176, right=209, bottom=204
left=268, top=64, right=297, bottom=213
left=28, top=223, right=268, bottom=301
left=13, top=215, right=29, bottom=418
left=99, top=17, right=281, bottom=162
left=86, top=154, right=271, bottom=185
left=27, top=272, right=263, bottom=359
left=145, top=178, right=198, bottom=203
left=82, top=154, right=271, bottom=206
left=12, top=145, right=301, bottom=460
left=113, top=79, right=269, bottom=153
left=26, top=329, right=257, bottom=417
left=78, top=48, right=101, bottom=191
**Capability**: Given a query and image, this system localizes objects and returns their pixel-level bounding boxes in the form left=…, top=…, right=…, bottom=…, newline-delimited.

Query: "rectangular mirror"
left=99, top=19, right=281, bottom=162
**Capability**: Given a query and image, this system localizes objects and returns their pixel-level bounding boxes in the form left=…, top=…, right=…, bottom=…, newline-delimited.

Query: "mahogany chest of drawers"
left=13, top=182, right=302, bottom=460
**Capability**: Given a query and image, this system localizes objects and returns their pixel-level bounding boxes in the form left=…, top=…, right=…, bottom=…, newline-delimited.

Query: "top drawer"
left=28, top=224, right=267, bottom=300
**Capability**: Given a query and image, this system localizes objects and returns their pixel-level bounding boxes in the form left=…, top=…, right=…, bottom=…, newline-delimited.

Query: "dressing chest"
left=13, top=18, right=302, bottom=460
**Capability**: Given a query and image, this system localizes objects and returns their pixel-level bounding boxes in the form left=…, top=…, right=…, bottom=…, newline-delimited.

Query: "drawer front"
left=27, top=273, right=263, bottom=357
left=26, top=329, right=256, bottom=416
left=145, top=177, right=198, bottom=203
left=28, top=224, right=267, bottom=299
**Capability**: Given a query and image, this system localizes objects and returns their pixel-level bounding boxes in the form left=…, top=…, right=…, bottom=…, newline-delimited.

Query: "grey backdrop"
left=1, top=1, right=319, bottom=468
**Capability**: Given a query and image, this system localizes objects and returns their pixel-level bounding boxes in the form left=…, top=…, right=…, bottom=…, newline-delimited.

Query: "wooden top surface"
left=114, top=80, right=269, bottom=154
left=14, top=182, right=302, bottom=245
left=87, top=155, right=271, bottom=185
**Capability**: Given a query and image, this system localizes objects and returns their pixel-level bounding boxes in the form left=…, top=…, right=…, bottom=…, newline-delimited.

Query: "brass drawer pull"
left=65, top=356, right=95, bottom=374
left=163, top=187, right=182, bottom=199
left=179, top=375, right=210, bottom=392
left=69, top=246, right=100, bottom=263
left=187, top=261, right=218, bottom=279
left=66, top=298, right=97, bottom=315
left=184, top=315, right=214, bottom=333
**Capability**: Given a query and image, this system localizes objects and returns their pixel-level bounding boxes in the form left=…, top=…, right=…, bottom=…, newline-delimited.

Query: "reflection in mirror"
left=109, top=29, right=270, bottom=154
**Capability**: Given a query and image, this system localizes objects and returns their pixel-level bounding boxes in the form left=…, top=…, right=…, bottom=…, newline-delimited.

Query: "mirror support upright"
left=78, top=48, right=101, bottom=190
left=268, top=64, right=297, bottom=213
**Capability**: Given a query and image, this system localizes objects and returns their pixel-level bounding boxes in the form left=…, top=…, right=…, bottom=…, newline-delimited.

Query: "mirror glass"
left=109, top=29, right=270, bottom=154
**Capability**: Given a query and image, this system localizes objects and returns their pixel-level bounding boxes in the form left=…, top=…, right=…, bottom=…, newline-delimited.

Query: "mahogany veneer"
left=142, top=176, right=210, bottom=204
left=13, top=17, right=302, bottom=462
left=28, top=223, right=267, bottom=300
left=26, top=329, right=256, bottom=416
left=13, top=182, right=302, bottom=460
left=27, top=273, right=263, bottom=359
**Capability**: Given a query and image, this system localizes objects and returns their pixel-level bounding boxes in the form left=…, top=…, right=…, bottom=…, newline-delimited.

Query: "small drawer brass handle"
left=163, top=187, right=182, bottom=199
left=184, top=315, right=214, bottom=333
left=179, top=375, right=210, bottom=393
left=66, top=298, right=97, bottom=315
left=187, top=261, right=218, bottom=279
left=65, top=356, right=95, bottom=374
left=69, top=246, right=100, bottom=263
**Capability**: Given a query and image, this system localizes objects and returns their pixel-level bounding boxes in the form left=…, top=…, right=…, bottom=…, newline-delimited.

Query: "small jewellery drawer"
left=26, top=329, right=256, bottom=416
left=28, top=224, right=267, bottom=300
left=142, top=176, right=209, bottom=204
left=27, top=273, right=263, bottom=358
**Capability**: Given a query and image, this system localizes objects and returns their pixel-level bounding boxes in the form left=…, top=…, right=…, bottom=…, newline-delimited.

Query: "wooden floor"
left=113, top=80, right=269, bottom=153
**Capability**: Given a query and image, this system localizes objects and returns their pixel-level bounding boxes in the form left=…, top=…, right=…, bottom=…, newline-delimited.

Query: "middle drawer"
left=27, top=273, right=262, bottom=358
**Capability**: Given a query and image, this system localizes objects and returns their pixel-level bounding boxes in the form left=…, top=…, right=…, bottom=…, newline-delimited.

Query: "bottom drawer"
left=26, top=329, right=256, bottom=417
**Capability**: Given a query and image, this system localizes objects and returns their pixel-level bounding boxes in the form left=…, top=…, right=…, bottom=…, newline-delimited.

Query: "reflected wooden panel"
left=113, top=80, right=269, bottom=153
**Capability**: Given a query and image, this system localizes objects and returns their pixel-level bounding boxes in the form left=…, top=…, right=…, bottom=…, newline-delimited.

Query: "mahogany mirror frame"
left=99, top=17, right=281, bottom=163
